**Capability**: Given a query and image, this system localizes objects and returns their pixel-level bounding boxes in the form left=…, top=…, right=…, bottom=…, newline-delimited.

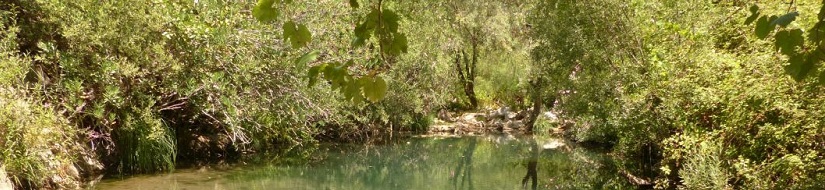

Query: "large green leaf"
left=344, top=79, right=363, bottom=104
left=353, top=23, right=371, bottom=47
left=252, top=0, right=279, bottom=22
left=361, top=76, right=387, bottom=102
left=283, top=21, right=312, bottom=48
left=294, top=24, right=312, bottom=48
left=382, top=9, right=400, bottom=33
left=295, top=50, right=319, bottom=65
left=386, top=34, right=408, bottom=56
left=307, top=64, right=326, bottom=87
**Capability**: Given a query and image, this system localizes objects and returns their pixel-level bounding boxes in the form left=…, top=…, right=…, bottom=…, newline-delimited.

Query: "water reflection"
left=95, top=135, right=632, bottom=190
left=522, top=138, right=538, bottom=190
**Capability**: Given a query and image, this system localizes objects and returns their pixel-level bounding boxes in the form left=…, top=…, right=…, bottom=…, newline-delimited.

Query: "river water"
left=94, top=135, right=632, bottom=190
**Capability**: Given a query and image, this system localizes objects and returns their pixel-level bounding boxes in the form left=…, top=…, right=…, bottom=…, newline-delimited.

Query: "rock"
left=506, top=120, right=523, bottom=129
left=542, top=139, right=566, bottom=150
left=1, top=165, right=13, bottom=190
left=437, top=109, right=454, bottom=122
left=543, top=111, right=558, bottom=120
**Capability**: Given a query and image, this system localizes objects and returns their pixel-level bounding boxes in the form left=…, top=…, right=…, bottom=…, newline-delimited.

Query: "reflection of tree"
left=451, top=138, right=478, bottom=190
left=522, top=137, right=539, bottom=190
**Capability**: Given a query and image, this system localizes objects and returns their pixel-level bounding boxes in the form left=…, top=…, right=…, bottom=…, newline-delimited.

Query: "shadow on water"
left=94, top=135, right=634, bottom=190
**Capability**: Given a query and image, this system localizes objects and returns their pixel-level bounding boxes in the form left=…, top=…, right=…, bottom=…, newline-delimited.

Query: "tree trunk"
left=525, top=77, right=544, bottom=132
left=455, top=47, right=478, bottom=109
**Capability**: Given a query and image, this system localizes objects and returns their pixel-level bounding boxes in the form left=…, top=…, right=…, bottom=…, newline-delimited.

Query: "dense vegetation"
left=531, top=0, right=825, bottom=189
left=1, top=0, right=824, bottom=189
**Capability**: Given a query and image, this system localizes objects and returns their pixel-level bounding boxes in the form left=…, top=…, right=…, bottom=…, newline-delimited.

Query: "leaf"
left=362, top=76, right=387, bottom=102
left=252, top=0, right=279, bottom=22
left=744, top=5, right=760, bottom=25
left=295, top=23, right=312, bottom=47
left=774, top=29, right=804, bottom=56
left=771, top=12, right=799, bottom=27
left=349, top=0, right=359, bottom=9
left=344, top=79, right=363, bottom=103
left=784, top=54, right=814, bottom=82
left=283, top=21, right=296, bottom=39
left=372, top=76, right=387, bottom=101
left=352, top=23, right=371, bottom=47
left=382, top=9, right=400, bottom=33
left=755, top=16, right=775, bottom=39
left=386, top=34, right=408, bottom=56
left=295, top=50, right=319, bottom=65
left=283, top=21, right=312, bottom=48
left=307, top=64, right=326, bottom=87
left=365, top=9, right=380, bottom=29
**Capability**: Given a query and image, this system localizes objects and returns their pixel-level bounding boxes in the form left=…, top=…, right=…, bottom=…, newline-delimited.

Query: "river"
left=93, top=135, right=632, bottom=190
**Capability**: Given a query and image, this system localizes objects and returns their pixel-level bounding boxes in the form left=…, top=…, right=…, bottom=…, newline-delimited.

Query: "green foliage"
left=531, top=0, right=825, bottom=189
left=253, top=0, right=409, bottom=103
left=283, top=21, right=312, bottom=49
left=746, top=3, right=825, bottom=82
left=253, top=0, right=280, bottom=22
left=669, top=135, right=730, bottom=189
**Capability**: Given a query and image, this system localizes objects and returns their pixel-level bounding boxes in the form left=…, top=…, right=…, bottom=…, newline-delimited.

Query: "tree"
left=454, top=39, right=480, bottom=109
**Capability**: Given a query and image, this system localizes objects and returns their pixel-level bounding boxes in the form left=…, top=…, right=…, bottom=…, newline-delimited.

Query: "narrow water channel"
left=94, top=135, right=632, bottom=190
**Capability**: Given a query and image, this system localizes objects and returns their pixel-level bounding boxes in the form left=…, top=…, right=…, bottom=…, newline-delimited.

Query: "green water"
left=94, top=136, right=633, bottom=190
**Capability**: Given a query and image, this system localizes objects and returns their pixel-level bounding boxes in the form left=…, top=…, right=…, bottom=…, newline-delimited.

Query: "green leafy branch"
left=746, top=3, right=825, bottom=83
left=251, top=0, right=408, bottom=103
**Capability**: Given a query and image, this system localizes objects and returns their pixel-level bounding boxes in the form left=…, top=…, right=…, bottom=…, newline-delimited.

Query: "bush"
left=529, top=0, right=825, bottom=189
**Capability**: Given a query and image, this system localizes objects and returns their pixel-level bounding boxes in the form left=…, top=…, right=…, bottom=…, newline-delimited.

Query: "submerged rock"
left=542, top=139, right=566, bottom=150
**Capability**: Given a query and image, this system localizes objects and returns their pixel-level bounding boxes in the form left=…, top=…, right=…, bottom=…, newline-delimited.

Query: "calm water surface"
left=94, top=136, right=632, bottom=190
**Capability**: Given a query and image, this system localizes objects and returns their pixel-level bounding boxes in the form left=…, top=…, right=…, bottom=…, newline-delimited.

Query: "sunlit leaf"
left=344, top=79, right=363, bottom=103
left=365, top=9, right=380, bottom=29
left=252, top=0, right=279, bottom=22
left=382, top=9, right=400, bottom=33
left=295, top=50, right=319, bottom=65
left=362, top=76, right=387, bottom=102
left=386, top=34, right=408, bottom=56
left=295, top=23, right=312, bottom=47
left=353, top=23, right=371, bottom=47
left=307, top=64, right=326, bottom=87
left=283, top=21, right=312, bottom=48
